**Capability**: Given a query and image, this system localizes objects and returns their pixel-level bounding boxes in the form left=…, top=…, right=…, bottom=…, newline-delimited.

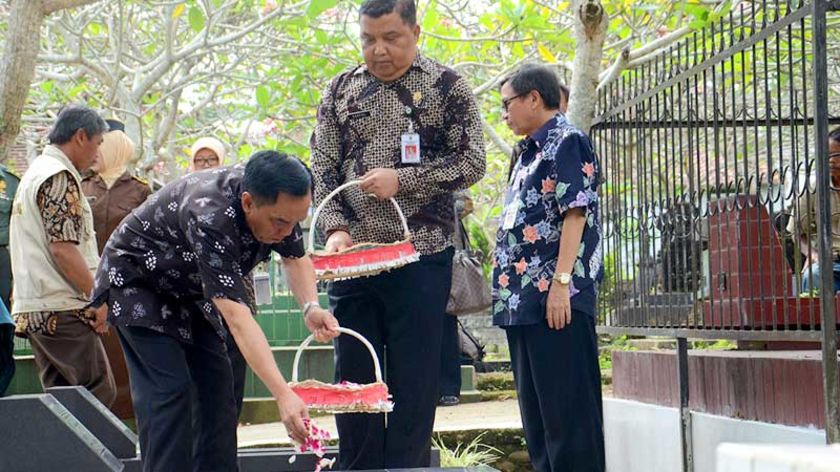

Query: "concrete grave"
left=46, top=386, right=138, bottom=459
left=0, top=394, right=124, bottom=471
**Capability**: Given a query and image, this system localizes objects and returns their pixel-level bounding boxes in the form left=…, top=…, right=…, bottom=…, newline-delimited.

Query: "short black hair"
left=829, top=126, right=840, bottom=144
left=243, top=151, right=313, bottom=206
left=500, top=63, right=562, bottom=111
left=48, top=105, right=108, bottom=145
left=360, top=0, right=416, bottom=26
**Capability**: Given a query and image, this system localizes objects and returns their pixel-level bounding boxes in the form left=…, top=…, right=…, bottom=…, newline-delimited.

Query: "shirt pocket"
left=337, top=98, right=382, bottom=145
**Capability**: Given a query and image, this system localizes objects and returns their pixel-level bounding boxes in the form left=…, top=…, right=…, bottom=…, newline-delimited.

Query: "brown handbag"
left=446, top=208, right=492, bottom=316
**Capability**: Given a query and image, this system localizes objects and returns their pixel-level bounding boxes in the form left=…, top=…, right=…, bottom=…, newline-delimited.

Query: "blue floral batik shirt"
left=492, top=113, right=603, bottom=327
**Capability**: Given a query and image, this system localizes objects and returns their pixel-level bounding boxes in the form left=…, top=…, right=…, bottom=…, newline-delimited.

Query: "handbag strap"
left=453, top=201, right=470, bottom=251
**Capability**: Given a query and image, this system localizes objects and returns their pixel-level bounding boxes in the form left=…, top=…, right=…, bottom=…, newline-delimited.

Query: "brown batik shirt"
left=310, top=54, right=486, bottom=255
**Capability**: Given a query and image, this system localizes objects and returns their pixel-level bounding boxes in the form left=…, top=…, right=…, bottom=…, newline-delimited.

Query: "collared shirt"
left=14, top=171, right=88, bottom=333
left=82, top=171, right=152, bottom=254
left=91, top=165, right=305, bottom=343
left=492, top=114, right=603, bottom=326
left=786, top=186, right=840, bottom=258
left=311, top=54, right=486, bottom=256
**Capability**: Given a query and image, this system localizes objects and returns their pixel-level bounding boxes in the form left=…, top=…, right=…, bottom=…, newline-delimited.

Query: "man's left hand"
left=546, top=282, right=572, bottom=330
left=88, top=304, right=109, bottom=334
left=304, top=307, right=341, bottom=343
left=360, top=168, right=399, bottom=199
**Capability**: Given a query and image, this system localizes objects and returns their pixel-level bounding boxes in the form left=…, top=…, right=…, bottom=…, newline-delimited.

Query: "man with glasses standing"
left=494, top=63, right=605, bottom=472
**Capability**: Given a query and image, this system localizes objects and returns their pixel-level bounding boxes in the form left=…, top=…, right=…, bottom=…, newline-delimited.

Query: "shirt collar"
left=525, top=113, right=564, bottom=150
left=354, top=53, right=431, bottom=78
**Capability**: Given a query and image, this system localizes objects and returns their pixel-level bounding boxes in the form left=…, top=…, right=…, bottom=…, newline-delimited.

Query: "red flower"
left=537, top=278, right=550, bottom=292
left=523, top=225, right=540, bottom=244
left=498, top=273, right=510, bottom=288
left=541, top=178, right=556, bottom=194
left=582, top=162, right=595, bottom=178
left=514, top=258, right=528, bottom=275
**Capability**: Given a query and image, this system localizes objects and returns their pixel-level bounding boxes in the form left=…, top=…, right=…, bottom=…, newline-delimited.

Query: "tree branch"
left=482, top=120, right=512, bottom=157
left=42, top=0, right=99, bottom=15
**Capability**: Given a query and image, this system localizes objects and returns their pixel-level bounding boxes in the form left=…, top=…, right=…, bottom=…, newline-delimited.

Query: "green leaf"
left=521, top=275, right=532, bottom=288
left=499, top=288, right=512, bottom=301
left=307, top=0, right=338, bottom=18
left=255, top=85, right=270, bottom=109
left=189, top=7, right=205, bottom=32
left=40, top=81, right=54, bottom=93
left=507, top=233, right=517, bottom=247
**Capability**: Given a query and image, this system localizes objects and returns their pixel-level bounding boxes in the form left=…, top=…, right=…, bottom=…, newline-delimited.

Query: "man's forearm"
left=281, top=255, right=319, bottom=307
left=556, top=209, right=586, bottom=275
left=49, top=241, right=95, bottom=297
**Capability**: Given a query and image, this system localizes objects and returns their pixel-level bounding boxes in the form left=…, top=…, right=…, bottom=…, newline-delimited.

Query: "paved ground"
left=238, top=399, right=523, bottom=448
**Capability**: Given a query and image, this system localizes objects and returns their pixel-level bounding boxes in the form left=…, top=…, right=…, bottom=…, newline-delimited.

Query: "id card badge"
left=401, top=132, right=421, bottom=164
left=502, top=200, right=519, bottom=230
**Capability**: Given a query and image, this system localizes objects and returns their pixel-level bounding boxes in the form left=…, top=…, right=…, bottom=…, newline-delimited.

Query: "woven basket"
left=309, top=180, right=419, bottom=281
left=290, top=327, right=393, bottom=414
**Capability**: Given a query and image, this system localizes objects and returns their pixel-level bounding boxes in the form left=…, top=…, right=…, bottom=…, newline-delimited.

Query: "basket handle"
left=308, top=179, right=411, bottom=252
left=291, top=326, right=383, bottom=383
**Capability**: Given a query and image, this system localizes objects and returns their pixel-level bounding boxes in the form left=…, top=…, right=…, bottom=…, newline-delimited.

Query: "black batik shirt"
left=91, top=164, right=305, bottom=343
left=311, top=54, right=486, bottom=255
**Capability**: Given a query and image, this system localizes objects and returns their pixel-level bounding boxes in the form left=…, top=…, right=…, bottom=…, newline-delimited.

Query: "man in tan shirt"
left=10, top=105, right=115, bottom=406
left=787, top=126, right=840, bottom=293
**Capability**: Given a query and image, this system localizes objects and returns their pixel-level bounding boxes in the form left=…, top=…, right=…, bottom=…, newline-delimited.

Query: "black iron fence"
left=590, top=0, right=840, bottom=460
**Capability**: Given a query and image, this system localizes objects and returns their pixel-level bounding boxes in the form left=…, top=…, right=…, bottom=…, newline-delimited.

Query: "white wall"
left=604, top=398, right=826, bottom=472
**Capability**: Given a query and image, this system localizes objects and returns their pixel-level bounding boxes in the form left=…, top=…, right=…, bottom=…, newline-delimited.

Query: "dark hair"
left=500, top=63, right=562, bottom=111
left=243, top=151, right=313, bottom=206
left=48, top=105, right=108, bottom=145
left=559, top=83, right=570, bottom=103
left=105, top=119, right=125, bottom=132
left=360, top=0, right=416, bottom=26
left=829, top=126, right=840, bottom=144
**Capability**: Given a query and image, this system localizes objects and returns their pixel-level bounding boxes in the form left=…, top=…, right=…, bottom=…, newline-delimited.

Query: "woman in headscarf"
left=189, top=136, right=226, bottom=172
left=83, top=122, right=152, bottom=254
left=82, top=120, right=152, bottom=419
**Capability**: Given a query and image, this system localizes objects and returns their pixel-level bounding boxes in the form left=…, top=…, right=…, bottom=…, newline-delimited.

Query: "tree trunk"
left=0, top=0, right=46, bottom=163
left=566, top=0, right=609, bottom=134
left=0, top=0, right=98, bottom=163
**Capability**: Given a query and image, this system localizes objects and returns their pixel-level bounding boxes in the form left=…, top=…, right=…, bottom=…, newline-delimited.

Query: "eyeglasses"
left=502, top=92, right=528, bottom=112
left=193, top=156, right=219, bottom=167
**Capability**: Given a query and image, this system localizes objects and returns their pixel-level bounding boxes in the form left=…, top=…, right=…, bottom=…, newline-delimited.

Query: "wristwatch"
left=302, top=300, right=321, bottom=318
left=553, top=272, right=572, bottom=285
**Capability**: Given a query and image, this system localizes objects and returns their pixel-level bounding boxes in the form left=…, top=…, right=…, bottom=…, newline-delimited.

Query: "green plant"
left=432, top=433, right=502, bottom=467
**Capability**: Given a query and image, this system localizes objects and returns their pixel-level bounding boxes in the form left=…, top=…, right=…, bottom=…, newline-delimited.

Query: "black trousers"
left=329, top=248, right=453, bottom=470
left=117, top=316, right=238, bottom=472
left=439, top=314, right=461, bottom=397
left=506, top=312, right=605, bottom=472
left=225, top=332, right=247, bottom=419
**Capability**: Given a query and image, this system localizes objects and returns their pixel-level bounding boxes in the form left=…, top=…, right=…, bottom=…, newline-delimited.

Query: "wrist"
left=553, top=271, right=572, bottom=285
left=302, top=300, right=321, bottom=318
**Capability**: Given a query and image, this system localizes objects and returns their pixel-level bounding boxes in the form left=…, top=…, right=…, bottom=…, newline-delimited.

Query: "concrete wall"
left=604, top=398, right=825, bottom=472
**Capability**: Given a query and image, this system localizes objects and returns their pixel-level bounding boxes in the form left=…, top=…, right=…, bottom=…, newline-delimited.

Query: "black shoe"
left=438, top=395, right=460, bottom=407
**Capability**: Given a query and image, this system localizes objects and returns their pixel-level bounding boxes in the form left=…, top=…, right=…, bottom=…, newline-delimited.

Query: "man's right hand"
left=325, top=230, right=353, bottom=253
left=276, top=388, right=310, bottom=444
